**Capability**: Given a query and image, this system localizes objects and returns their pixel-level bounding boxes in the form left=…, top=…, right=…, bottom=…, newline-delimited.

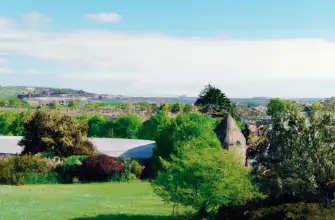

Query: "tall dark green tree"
left=195, top=84, right=236, bottom=115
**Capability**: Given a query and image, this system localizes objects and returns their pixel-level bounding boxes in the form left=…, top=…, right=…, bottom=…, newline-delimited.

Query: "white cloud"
left=84, top=13, right=122, bottom=23
left=0, top=19, right=335, bottom=96
left=0, top=66, right=14, bottom=74
left=22, top=11, right=51, bottom=24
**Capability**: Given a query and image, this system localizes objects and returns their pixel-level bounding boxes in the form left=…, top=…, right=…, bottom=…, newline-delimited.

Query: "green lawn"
left=0, top=181, right=190, bottom=220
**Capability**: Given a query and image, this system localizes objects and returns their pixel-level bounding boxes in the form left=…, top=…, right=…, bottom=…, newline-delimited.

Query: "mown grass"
left=0, top=181, right=191, bottom=220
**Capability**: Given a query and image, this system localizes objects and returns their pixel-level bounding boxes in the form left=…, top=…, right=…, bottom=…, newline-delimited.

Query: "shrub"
left=81, top=155, right=125, bottom=182
left=55, top=164, right=82, bottom=184
left=129, top=160, right=145, bottom=178
left=138, top=111, right=171, bottom=140
left=251, top=203, right=335, bottom=220
left=88, top=115, right=107, bottom=137
left=171, top=103, right=181, bottom=113
left=111, top=171, right=137, bottom=182
left=63, top=155, right=88, bottom=166
left=54, top=155, right=88, bottom=183
left=19, top=109, right=96, bottom=157
left=120, top=158, right=145, bottom=178
left=40, top=152, right=56, bottom=159
left=0, top=154, right=53, bottom=185
left=113, top=114, right=142, bottom=139
left=138, top=158, right=156, bottom=179
left=183, top=104, right=193, bottom=113
left=24, top=172, right=60, bottom=184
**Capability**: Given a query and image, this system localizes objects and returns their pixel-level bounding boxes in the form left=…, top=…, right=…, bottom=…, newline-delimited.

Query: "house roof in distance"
left=0, top=136, right=155, bottom=158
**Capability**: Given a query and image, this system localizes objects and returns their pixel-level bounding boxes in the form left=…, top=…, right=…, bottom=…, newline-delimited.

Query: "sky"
left=0, top=0, right=335, bottom=98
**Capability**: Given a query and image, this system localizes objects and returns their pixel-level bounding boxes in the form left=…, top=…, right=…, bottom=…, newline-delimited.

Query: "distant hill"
left=0, top=86, right=95, bottom=98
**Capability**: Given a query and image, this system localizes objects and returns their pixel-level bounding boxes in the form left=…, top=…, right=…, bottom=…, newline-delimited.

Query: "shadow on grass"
left=72, top=214, right=187, bottom=220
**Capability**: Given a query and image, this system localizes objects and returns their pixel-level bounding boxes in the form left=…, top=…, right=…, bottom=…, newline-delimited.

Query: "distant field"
left=0, top=182, right=190, bottom=220
left=0, top=95, right=16, bottom=99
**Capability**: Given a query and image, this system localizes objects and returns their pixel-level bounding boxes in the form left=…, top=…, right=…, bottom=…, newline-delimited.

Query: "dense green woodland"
left=1, top=85, right=335, bottom=219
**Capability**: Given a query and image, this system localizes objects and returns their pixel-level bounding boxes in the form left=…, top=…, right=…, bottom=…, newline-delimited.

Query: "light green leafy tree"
left=183, top=104, right=193, bottom=113
left=139, top=111, right=172, bottom=140
left=153, top=147, right=264, bottom=214
left=68, top=100, right=80, bottom=109
left=153, top=113, right=221, bottom=171
left=170, top=103, right=181, bottom=113
left=113, top=114, right=142, bottom=139
left=266, top=98, right=289, bottom=116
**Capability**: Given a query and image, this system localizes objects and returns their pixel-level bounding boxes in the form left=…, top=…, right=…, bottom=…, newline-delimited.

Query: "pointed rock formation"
left=214, top=114, right=247, bottom=165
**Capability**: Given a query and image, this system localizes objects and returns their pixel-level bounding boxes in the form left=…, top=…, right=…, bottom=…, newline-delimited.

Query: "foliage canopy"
left=19, top=109, right=95, bottom=157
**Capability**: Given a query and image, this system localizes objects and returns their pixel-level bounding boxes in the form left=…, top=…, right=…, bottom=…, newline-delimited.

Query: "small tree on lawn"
left=153, top=147, right=264, bottom=215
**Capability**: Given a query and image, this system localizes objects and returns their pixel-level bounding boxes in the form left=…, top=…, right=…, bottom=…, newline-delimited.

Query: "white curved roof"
left=0, top=136, right=155, bottom=158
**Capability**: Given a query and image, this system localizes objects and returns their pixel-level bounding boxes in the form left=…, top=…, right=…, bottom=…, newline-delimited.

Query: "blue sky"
left=0, top=0, right=335, bottom=97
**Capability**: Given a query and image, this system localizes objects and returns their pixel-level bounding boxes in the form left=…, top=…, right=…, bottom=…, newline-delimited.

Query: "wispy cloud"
left=22, top=11, right=51, bottom=23
left=84, top=13, right=122, bottom=23
left=0, top=13, right=335, bottom=96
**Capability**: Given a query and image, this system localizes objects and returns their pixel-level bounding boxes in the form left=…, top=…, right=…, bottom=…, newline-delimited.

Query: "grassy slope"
left=0, top=182, right=188, bottom=220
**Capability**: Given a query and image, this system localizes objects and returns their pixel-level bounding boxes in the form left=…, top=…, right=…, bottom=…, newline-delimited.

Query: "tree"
left=68, top=100, right=80, bottom=109
left=0, top=111, right=24, bottom=135
left=195, top=84, right=236, bottom=115
left=310, top=101, right=324, bottom=114
left=153, top=113, right=221, bottom=170
left=139, top=111, right=171, bottom=140
left=0, top=98, right=31, bottom=108
left=170, top=103, right=181, bottom=113
left=150, top=103, right=159, bottom=113
left=19, top=109, right=95, bottom=157
left=49, top=101, right=61, bottom=110
left=136, top=101, right=150, bottom=111
left=183, top=104, right=193, bottom=113
left=159, top=104, right=171, bottom=112
left=258, top=110, right=335, bottom=201
left=153, top=147, right=263, bottom=214
left=87, top=115, right=106, bottom=137
left=113, top=114, right=142, bottom=139
left=266, top=98, right=289, bottom=116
